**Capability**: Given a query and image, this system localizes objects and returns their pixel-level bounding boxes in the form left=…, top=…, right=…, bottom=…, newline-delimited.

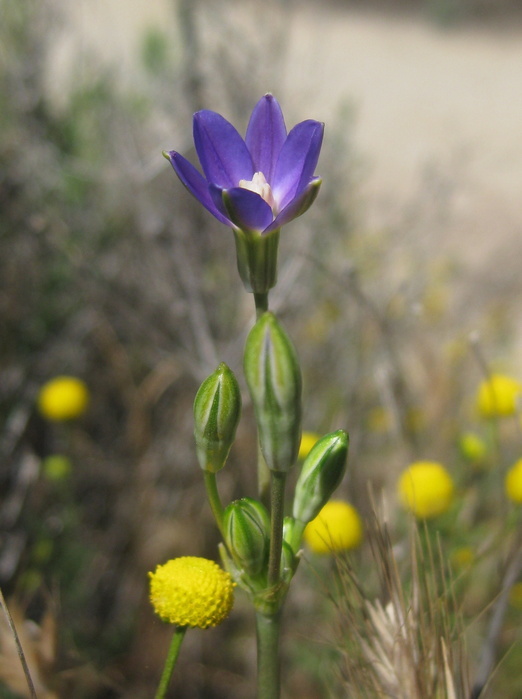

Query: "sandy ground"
left=46, top=1, right=522, bottom=269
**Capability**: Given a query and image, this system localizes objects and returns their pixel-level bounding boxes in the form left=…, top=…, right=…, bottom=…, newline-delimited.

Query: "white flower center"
left=238, top=172, right=275, bottom=210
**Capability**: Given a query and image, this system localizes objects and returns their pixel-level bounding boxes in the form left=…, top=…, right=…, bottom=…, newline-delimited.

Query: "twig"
left=0, top=588, right=37, bottom=698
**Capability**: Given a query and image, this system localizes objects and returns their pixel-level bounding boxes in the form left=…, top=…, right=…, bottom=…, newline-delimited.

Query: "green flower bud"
left=223, top=498, right=270, bottom=577
left=244, top=312, right=302, bottom=472
left=193, top=363, right=241, bottom=473
left=293, top=430, right=349, bottom=524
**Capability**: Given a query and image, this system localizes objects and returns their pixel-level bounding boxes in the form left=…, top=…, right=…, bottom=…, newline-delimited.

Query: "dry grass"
left=330, top=509, right=472, bottom=698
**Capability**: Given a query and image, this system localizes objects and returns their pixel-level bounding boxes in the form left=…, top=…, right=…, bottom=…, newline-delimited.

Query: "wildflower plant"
left=151, top=94, right=348, bottom=698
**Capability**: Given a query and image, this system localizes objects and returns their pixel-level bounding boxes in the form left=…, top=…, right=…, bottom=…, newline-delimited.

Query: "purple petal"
left=272, top=120, right=324, bottom=211
left=209, top=184, right=230, bottom=220
left=165, top=150, right=230, bottom=225
left=263, top=178, right=322, bottom=235
left=245, top=94, right=287, bottom=182
left=193, top=110, right=254, bottom=189
left=220, top=187, right=274, bottom=233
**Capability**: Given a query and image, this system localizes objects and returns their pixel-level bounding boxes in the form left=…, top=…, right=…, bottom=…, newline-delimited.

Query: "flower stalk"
left=154, top=626, right=187, bottom=699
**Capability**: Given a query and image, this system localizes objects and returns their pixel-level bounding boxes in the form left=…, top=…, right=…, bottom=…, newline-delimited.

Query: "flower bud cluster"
left=190, top=310, right=351, bottom=607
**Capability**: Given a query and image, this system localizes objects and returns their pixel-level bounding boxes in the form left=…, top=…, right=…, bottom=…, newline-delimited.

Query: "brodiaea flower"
left=164, top=94, right=324, bottom=293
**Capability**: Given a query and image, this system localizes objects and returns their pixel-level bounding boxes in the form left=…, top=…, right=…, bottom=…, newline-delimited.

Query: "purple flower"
left=164, top=94, right=324, bottom=236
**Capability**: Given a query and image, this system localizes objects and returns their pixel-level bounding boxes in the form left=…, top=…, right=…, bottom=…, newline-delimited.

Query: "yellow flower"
left=398, top=461, right=454, bottom=519
left=149, top=557, right=235, bottom=628
left=476, top=374, right=522, bottom=418
left=298, top=432, right=321, bottom=461
left=304, top=500, right=363, bottom=554
left=37, top=376, right=89, bottom=421
left=458, top=432, right=487, bottom=465
left=450, top=546, right=475, bottom=571
left=505, top=459, right=522, bottom=504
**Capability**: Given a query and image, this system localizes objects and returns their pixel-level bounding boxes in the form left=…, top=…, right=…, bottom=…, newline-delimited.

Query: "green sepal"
left=193, top=362, right=241, bottom=473
left=232, top=227, right=280, bottom=294
left=292, top=429, right=349, bottom=524
left=244, top=312, right=302, bottom=473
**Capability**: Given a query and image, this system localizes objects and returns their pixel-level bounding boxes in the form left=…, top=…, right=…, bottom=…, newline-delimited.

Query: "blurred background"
left=2, top=0, right=522, bottom=696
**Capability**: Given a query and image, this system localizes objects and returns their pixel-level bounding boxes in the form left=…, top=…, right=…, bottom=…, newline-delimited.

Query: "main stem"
left=256, top=472, right=286, bottom=698
left=256, top=609, right=282, bottom=699
left=155, top=626, right=187, bottom=699
left=253, top=290, right=285, bottom=698
left=268, top=471, right=286, bottom=587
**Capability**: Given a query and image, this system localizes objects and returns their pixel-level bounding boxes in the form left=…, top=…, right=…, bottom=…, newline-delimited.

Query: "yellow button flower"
left=476, top=374, right=521, bottom=418
left=304, top=500, right=363, bottom=554
left=505, top=459, right=522, bottom=504
left=398, top=461, right=454, bottom=519
left=149, top=557, right=235, bottom=628
left=37, top=376, right=89, bottom=421
left=298, top=432, right=321, bottom=461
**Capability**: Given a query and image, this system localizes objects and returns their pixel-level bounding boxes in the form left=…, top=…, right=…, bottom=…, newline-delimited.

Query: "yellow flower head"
left=476, top=374, right=521, bottom=418
left=149, top=557, right=235, bottom=628
left=298, top=432, right=321, bottom=461
left=304, top=500, right=363, bottom=554
left=37, top=376, right=89, bottom=421
left=458, top=431, right=487, bottom=465
left=398, top=461, right=454, bottom=519
left=505, top=459, right=522, bottom=504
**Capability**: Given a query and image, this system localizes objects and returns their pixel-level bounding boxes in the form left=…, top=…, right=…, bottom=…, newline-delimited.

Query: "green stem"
left=155, top=626, right=187, bottom=699
left=203, top=470, right=225, bottom=536
left=254, top=292, right=269, bottom=318
left=268, top=471, right=286, bottom=587
left=257, top=442, right=271, bottom=508
left=256, top=609, right=282, bottom=699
